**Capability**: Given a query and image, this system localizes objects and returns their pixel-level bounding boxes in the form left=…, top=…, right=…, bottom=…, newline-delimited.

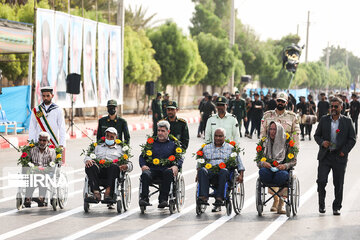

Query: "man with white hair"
left=84, top=127, right=133, bottom=203
left=139, top=120, right=183, bottom=209
left=197, top=128, right=245, bottom=212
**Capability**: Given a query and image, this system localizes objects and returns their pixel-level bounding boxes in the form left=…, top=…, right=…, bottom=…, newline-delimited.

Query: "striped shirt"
left=30, top=146, right=56, bottom=167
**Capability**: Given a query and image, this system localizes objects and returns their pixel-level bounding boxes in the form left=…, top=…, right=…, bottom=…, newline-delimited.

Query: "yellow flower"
left=115, top=139, right=121, bottom=144
left=261, top=137, right=267, bottom=142
left=205, top=163, right=212, bottom=169
left=153, top=158, right=160, bottom=165
left=93, top=142, right=97, bottom=147
left=261, top=157, right=267, bottom=162
left=123, top=154, right=128, bottom=160
left=288, top=153, right=294, bottom=159
left=201, top=143, right=206, bottom=148
left=176, top=147, right=182, bottom=153
left=56, top=154, right=62, bottom=159
left=29, top=143, right=35, bottom=147
left=286, top=133, right=290, bottom=140
left=146, top=150, right=152, bottom=156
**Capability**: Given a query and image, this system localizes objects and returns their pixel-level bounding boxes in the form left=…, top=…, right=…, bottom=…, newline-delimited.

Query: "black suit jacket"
left=314, top=115, right=356, bottom=161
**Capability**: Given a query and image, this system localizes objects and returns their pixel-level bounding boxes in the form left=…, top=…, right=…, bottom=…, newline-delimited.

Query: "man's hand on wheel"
left=236, top=174, right=243, bottom=183
left=169, top=166, right=178, bottom=177
left=141, top=165, right=150, bottom=171
left=85, top=160, right=95, bottom=168
left=120, top=164, right=128, bottom=171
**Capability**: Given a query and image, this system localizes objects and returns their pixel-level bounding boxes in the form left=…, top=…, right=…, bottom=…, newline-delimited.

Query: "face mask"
left=105, top=139, right=115, bottom=146
left=108, top=108, right=116, bottom=115
left=276, top=105, right=285, bottom=110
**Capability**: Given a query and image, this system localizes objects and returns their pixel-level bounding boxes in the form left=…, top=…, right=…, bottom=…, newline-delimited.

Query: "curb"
left=0, top=117, right=200, bottom=149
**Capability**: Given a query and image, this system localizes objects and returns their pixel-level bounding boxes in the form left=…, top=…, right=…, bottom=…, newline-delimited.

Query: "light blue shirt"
left=330, top=118, right=339, bottom=150
left=201, top=142, right=245, bottom=171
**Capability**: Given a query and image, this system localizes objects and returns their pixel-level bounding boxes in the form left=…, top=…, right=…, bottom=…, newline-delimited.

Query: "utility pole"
left=228, top=0, right=235, bottom=93
left=117, top=0, right=125, bottom=116
left=305, top=11, right=310, bottom=63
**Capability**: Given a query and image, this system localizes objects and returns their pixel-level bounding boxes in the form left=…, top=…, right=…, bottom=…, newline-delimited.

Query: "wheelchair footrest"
left=101, top=199, right=116, bottom=204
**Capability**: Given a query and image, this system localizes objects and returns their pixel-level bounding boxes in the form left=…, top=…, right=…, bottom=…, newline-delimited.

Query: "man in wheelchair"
left=257, top=122, right=297, bottom=214
left=24, top=132, right=56, bottom=207
left=84, top=127, right=133, bottom=203
left=197, top=128, right=245, bottom=212
left=139, top=120, right=183, bottom=209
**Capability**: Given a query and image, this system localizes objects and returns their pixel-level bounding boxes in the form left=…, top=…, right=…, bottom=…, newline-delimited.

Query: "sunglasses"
left=276, top=99, right=285, bottom=104
left=331, top=105, right=339, bottom=109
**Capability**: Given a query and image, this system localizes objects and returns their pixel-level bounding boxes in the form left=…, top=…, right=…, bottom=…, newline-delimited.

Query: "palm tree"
left=125, top=5, right=159, bottom=31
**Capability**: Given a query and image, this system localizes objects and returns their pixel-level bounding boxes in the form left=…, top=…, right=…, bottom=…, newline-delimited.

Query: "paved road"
left=0, top=123, right=359, bottom=240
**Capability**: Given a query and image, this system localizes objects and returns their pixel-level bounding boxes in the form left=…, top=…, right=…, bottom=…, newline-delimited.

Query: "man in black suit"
left=314, top=97, right=356, bottom=215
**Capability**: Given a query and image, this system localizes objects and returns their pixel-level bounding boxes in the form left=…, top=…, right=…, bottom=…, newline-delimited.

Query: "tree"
left=195, top=32, right=235, bottom=92
left=125, top=5, right=157, bottom=31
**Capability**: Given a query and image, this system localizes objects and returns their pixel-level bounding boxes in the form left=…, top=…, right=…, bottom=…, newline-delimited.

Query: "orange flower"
left=197, top=150, right=203, bottom=156
left=168, top=155, right=176, bottom=161
left=219, top=162, right=226, bottom=169
left=229, top=141, right=236, bottom=146
left=273, top=160, right=279, bottom=167
left=147, top=137, right=154, bottom=144
left=99, top=159, right=106, bottom=164
left=289, top=140, right=295, bottom=147
left=256, top=145, right=262, bottom=152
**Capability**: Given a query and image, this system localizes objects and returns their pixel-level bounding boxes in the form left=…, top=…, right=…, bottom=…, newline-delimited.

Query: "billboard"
left=97, top=23, right=110, bottom=106
left=109, top=26, right=123, bottom=104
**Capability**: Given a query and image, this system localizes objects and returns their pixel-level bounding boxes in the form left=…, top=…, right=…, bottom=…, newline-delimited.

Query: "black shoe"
left=301, top=138, right=305, bottom=141
left=333, top=210, right=341, bottom=215
left=139, top=199, right=151, bottom=207
left=213, top=199, right=224, bottom=207
left=158, top=201, right=169, bottom=208
left=211, top=206, right=221, bottom=212
left=24, top=199, right=31, bottom=208
left=240, top=133, right=242, bottom=137
left=309, top=136, right=312, bottom=140
left=319, top=208, right=326, bottom=213
left=197, top=198, right=209, bottom=206
left=197, top=134, right=201, bottom=138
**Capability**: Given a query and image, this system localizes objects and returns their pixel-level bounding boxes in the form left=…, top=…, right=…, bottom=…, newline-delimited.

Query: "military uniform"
left=229, top=97, right=247, bottom=136
left=151, top=94, right=163, bottom=132
left=205, top=97, right=241, bottom=145
left=96, top=100, right=130, bottom=144
left=161, top=97, right=169, bottom=118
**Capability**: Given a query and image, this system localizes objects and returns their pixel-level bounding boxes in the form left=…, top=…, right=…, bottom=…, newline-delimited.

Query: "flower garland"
left=254, top=133, right=299, bottom=167
left=82, top=137, right=132, bottom=168
left=194, top=140, right=242, bottom=173
left=140, top=134, right=185, bottom=167
left=18, top=140, right=63, bottom=170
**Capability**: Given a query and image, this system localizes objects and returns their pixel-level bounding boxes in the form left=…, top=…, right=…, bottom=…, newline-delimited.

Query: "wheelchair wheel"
left=256, top=178, right=264, bottom=216
left=84, top=193, right=90, bottom=213
left=117, top=199, right=123, bottom=213
left=57, top=173, right=68, bottom=209
left=122, top=174, right=131, bottom=211
left=175, top=173, right=185, bottom=212
left=226, top=199, right=232, bottom=216
left=291, top=176, right=300, bottom=216
left=51, top=198, right=58, bottom=211
left=286, top=203, right=291, bottom=217
left=232, top=175, right=244, bottom=215
left=140, top=205, right=146, bottom=214
left=16, top=192, right=23, bottom=210
left=169, top=200, right=176, bottom=214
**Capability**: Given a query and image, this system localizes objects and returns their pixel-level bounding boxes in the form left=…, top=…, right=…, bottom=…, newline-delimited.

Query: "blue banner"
left=0, top=86, right=31, bottom=132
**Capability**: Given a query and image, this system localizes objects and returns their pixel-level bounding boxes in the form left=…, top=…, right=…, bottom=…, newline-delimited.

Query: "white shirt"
left=205, top=112, right=241, bottom=145
left=29, top=103, right=66, bottom=147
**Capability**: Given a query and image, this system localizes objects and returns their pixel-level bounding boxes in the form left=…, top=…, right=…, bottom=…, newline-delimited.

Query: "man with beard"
left=314, top=97, right=356, bottom=215
left=96, top=100, right=130, bottom=144
left=261, top=92, right=300, bottom=212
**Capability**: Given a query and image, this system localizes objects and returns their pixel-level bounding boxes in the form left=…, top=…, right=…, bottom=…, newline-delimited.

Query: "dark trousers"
left=317, top=152, right=347, bottom=210
left=250, top=117, right=261, bottom=137
left=198, top=168, right=229, bottom=199
left=85, top=164, right=120, bottom=195
left=244, top=116, right=251, bottom=134
left=259, top=168, right=289, bottom=186
left=300, top=124, right=305, bottom=138
left=140, top=168, right=174, bottom=202
left=152, top=117, right=160, bottom=133
left=201, top=116, right=210, bottom=133
left=306, top=124, right=313, bottom=136
left=236, top=117, right=243, bottom=136
left=351, top=117, right=358, bottom=135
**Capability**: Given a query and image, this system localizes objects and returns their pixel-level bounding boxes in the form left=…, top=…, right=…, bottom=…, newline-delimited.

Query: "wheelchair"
left=83, top=171, right=131, bottom=213
left=195, top=170, right=245, bottom=216
left=255, top=169, right=300, bottom=217
left=138, top=172, right=185, bottom=214
left=16, top=163, right=68, bottom=211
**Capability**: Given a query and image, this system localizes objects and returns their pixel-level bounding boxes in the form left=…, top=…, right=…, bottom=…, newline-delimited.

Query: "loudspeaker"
left=241, top=75, right=251, bottom=83
left=145, top=81, right=155, bottom=95
left=66, top=73, right=81, bottom=94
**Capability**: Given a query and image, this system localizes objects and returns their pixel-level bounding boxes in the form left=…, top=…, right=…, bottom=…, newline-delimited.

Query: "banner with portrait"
left=69, top=15, right=84, bottom=107
left=97, top=23, right=110, bottom=106
left=82, top=19, right=98, bottom=107
left=109, top=26, right=123, bottom=104
left=54, top=11, right=70, bottom=107
left=35, top=8, right=55, bottom=104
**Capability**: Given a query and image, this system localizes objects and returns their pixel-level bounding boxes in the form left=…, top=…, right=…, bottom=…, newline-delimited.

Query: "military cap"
left=276, top=92, right=288, bottom=102
left=320, top=92, right=326, bottom=96
left=215, top=96, right=227, bottom=105
left=107, top=99, right=117, bottom=107
left=40, top=86, right=54, bottom=93
left=166, top=100, right=178, bottom=109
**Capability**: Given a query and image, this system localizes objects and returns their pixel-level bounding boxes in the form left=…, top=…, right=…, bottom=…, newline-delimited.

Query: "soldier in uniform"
left=151, top=92, right=163, bottom=133
left=229, top=91, right=247, bottom=137
left=205, top=96, right=240, bottom=145
left=157, top=101, right=189, bottom=150
left=97, top=99, right=130, bottom=144
left=161, top=93, right=170, bottom=118
left=261, top=92, right=300, bottom=214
